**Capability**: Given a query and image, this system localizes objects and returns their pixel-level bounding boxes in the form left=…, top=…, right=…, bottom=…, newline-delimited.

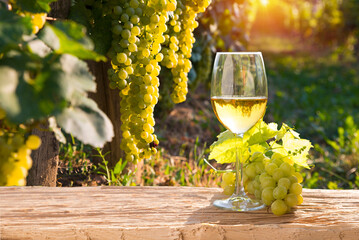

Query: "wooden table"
left=1, top=187, right=359, bottom=239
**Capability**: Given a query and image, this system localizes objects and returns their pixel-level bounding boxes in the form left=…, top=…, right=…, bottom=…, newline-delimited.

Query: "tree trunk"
left=87, top=61, right=124, bottom=168
left=26, top=124, right=59, bottom=186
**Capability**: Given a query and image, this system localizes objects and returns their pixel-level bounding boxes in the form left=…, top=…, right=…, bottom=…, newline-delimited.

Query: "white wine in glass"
left=211, top=52, right=268, bottom=211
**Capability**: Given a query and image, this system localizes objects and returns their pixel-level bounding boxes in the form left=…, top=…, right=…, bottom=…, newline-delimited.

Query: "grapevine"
left=0, top=0, right=114, bottom=186
left=209, top=120, right=312, bottom=216
left=104, top=0, right=211, bottom=162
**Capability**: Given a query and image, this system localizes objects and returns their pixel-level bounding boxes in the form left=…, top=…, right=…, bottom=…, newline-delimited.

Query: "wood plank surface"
left=1, top=187, right=359, bottom=240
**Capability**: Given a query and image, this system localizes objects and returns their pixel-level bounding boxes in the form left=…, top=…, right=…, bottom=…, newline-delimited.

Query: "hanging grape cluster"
left=0, top=110, right=41, bottom=186
left=220, top=152, right=304, bottom=216
left=106, top=0, right=211, bottom=162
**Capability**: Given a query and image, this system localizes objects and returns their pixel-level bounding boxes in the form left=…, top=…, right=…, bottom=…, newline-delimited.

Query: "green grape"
left=121, top=13, right=129, bottom=22
left=290, top=183, right=302, bottom=195
left=114, top=6, right=123, bottom=15
left=297, top=194, right=304, bottom=205
left=117, top=52, right=128, bottom=63
left=245, top=164, right=257, bottom=179
left=285, top=193, right=298, bottom=207
left=128, top=43, right=138, bottom=52
left=261, top=176, right=276, bottom=189
left=25, top=135, right=41, bottom=150
left=273, top=185, right=288, bottom=200
left=277, top=177, right=291, bottom=190
left=280, top=162, right=292, bottom=176
left=246, top=180, right=255, bottom=194
left=118, top=69, right=128, bottom=80
left=272, top=168, right=285, bottom=182
left=259, top=172, right=270, bottom=184
left=271, top=199, right=288, bottom=216
left=131, top=26, right=141, bottom=36
left=130, top=0, right=139, bottom=8
left=261, top=187, right=275, bottom=206
left=130, top=15, right=140, bottom=24
left=289, top=175, right=298, bottom=184
left=221, top=182, right=235, bottom=196
left=222, top=172, right=235, bottom=185
left=293, top=172, right=303, bottom=183
left=113, top=24, right=123, bottom=35
left=265, top=162, right=277, bottom=176
left=121, top=29, right=131, bottom=39
left=126, top=7, right=135, bottom=16
left=254, top=161, right=264, bottom=174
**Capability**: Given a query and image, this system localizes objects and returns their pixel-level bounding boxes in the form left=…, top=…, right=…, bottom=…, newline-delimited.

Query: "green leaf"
left=244, top=120, right=278, bottom=145
left=282, top=132, right=312, bottom=168
left=0, top=66, right=20, bottom=115
left=38, top=21, right=106, bottom=61
left=113, top=161, right=122, bottom=175
left=249, top=144, right=266, bottom=154
left=55, top=96, right=114, bottom=148
left=26, top=35, right=51, bottom=57
left=14, top=0, right=56, bottom=13
left=68, top=1, right=112, bottom=55
left=91, top=14, right=113, bottom=55
left=58, top=54, right=96, bottom=97
left=209, top=130, right=235, bottom=150
left=0, top=52, right=96, bottom=123
left=209, top=136, right=249, bottom=164
left=0, top=9, right=32, bottom=53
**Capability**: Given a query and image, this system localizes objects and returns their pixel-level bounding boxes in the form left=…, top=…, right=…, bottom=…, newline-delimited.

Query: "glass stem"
left=235, top=133, right=244, bottom=196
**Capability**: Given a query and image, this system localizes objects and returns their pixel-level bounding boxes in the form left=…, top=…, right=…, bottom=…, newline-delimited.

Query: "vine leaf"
left=13, top=0, right=56, bottom=13
left=0, top=52, right=96, bottom=124
left=55, top=96, right=114, bottom=148
left=38, top=21, right=106, bottom=61
left=0, top=66, right=20, bottom=116
left=68, top=1, right=113, bottom=55
left=0, top=9, right=32, bottom=53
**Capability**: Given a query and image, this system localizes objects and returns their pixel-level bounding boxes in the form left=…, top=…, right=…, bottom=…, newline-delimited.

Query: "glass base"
left=213, top=194, right=265, bottom=211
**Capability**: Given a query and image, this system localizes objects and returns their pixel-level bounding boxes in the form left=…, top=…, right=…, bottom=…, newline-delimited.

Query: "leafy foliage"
left=209, top=120, right=312, bottom=168
left=39, top=21, right=106, bottom=61
left=0, top=9, right=32, bottom=52
left=0, top=3, right=113, bottom=148
left=11, top=0, right=56, bottom=13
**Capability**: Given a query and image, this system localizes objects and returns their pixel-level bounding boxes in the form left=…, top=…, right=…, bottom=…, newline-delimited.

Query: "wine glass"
left=211, top=52, right=268, bottom=211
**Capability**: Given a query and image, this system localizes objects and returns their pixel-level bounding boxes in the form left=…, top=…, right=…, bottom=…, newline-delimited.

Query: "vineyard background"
left=1, top=0, right=359, bottom=190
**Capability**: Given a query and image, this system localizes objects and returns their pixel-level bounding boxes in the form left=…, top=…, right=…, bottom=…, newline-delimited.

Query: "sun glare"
left=260, top=0, right=269, bottom=7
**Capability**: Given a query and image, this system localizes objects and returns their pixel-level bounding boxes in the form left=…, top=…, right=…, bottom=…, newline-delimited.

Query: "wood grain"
left=1, top=187, right=358, bottom=240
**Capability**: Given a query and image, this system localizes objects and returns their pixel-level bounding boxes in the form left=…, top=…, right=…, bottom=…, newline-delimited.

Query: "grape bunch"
left=106, top=0, right=211, bottom=162
left=0, top=111, right=41, bottom=186
left=220, top=152, right=304, bottom=216
left=107, top=0, right=172, bottom=162
left=161, top=0, right=211, bottom=103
